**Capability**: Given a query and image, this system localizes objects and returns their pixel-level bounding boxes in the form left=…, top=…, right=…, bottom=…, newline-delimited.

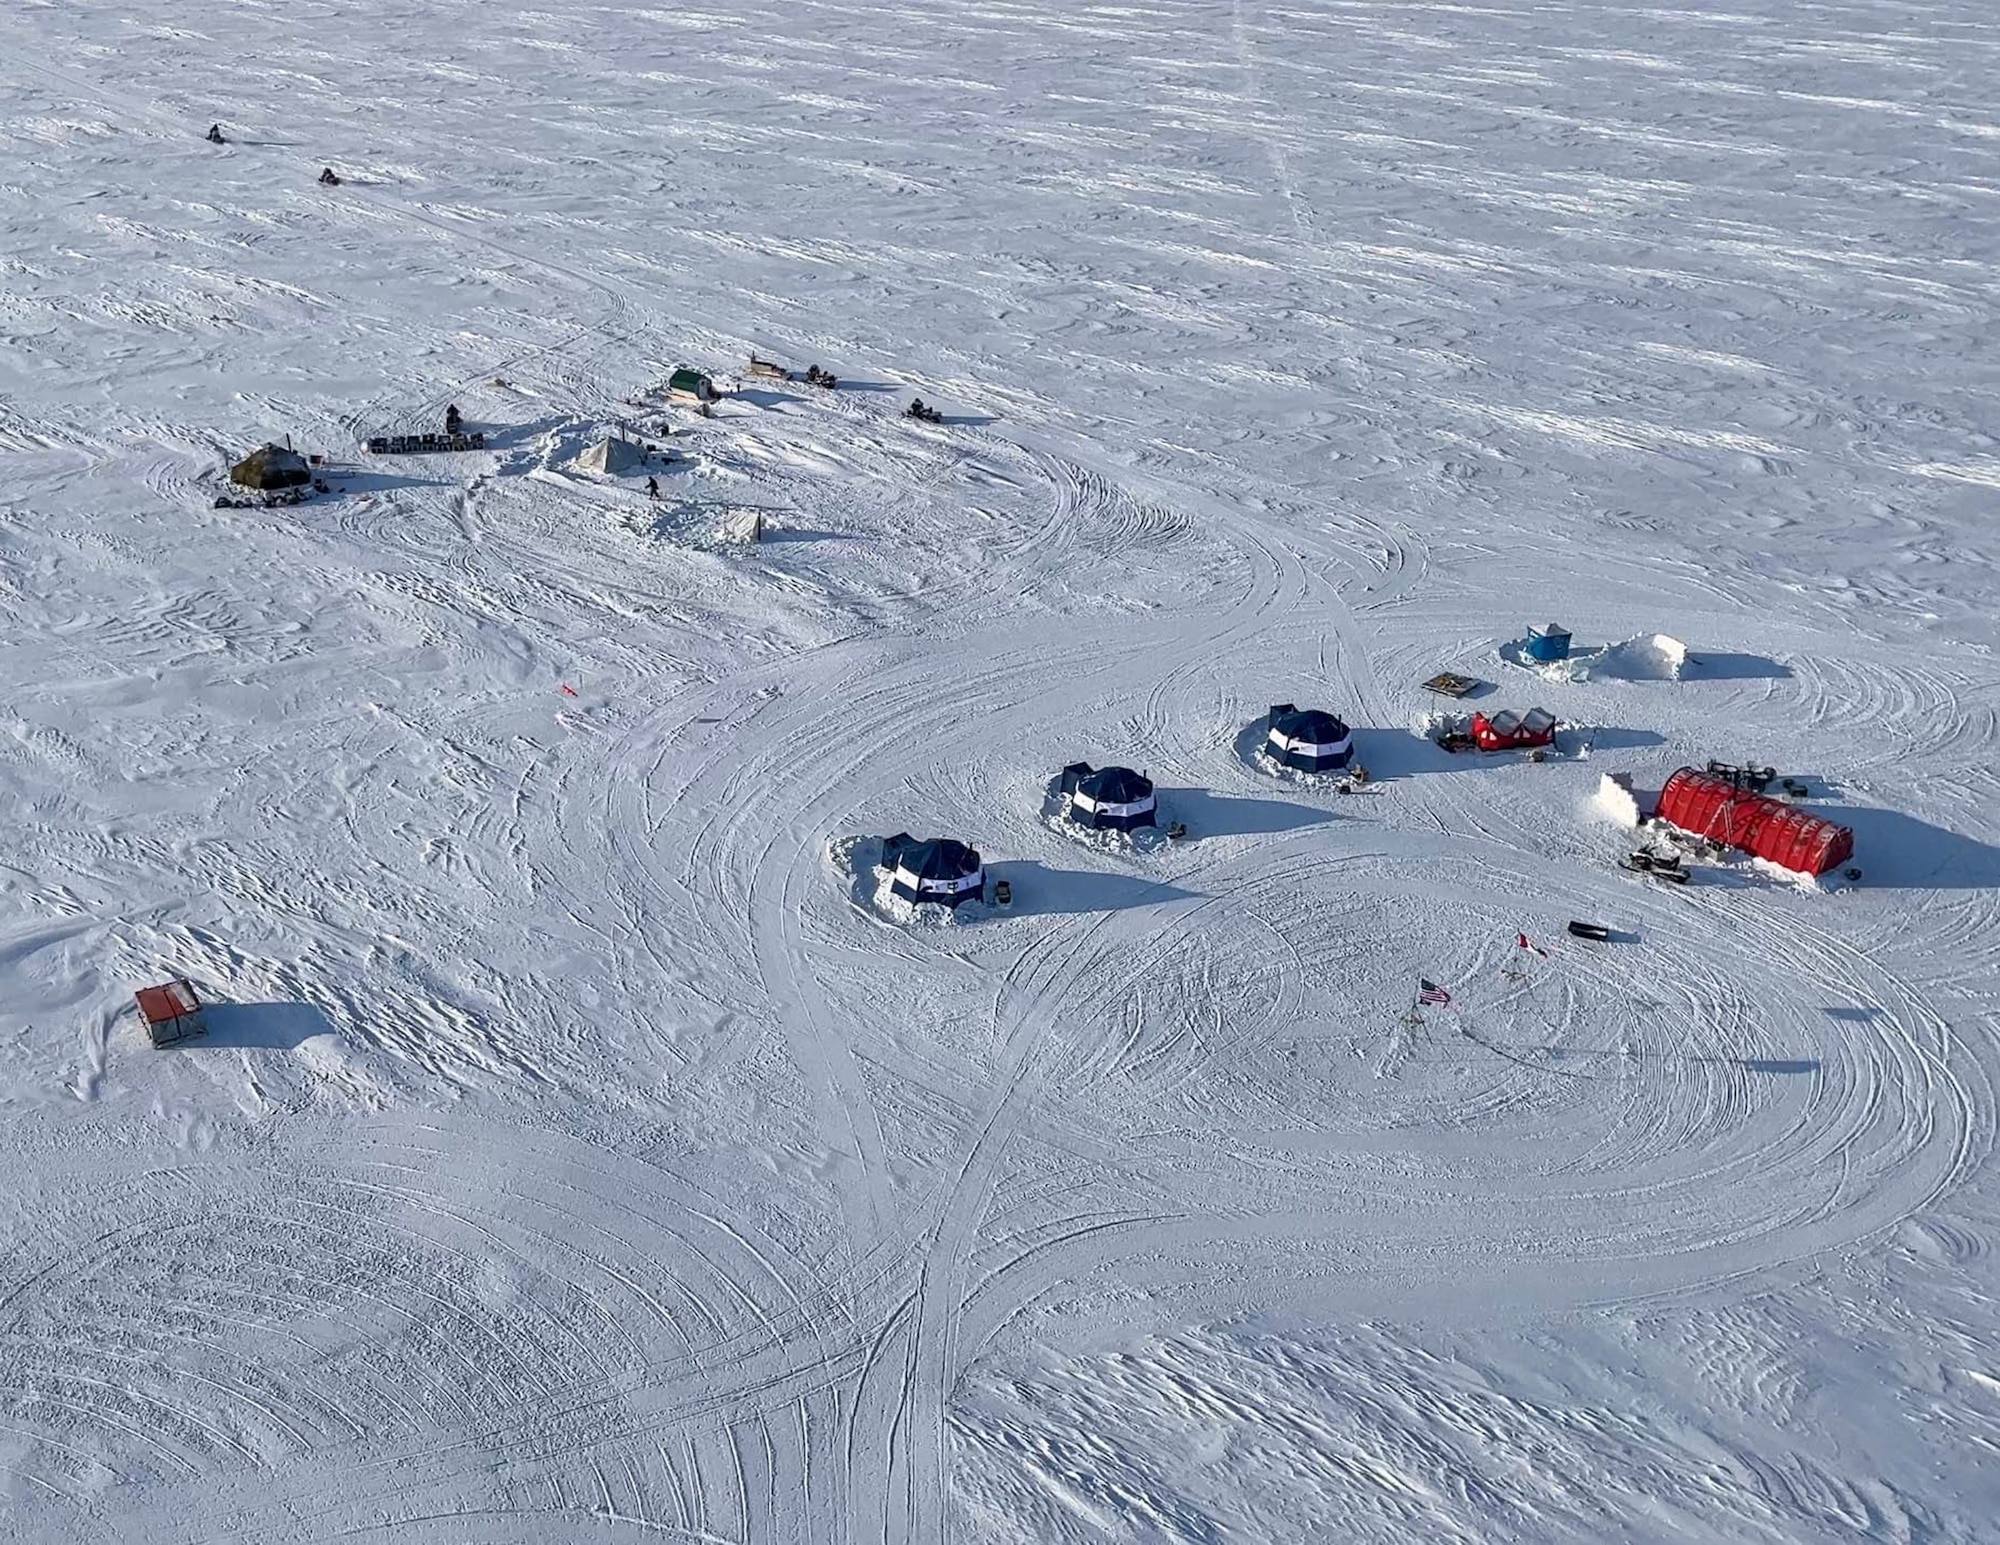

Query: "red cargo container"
left=135, top=978, right=206, bottom=1047
left=1655, top=768, right=1854, bottom=876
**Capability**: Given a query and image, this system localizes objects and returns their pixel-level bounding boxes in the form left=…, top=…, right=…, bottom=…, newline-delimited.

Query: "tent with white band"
left=1058, top=762, right=1157, bottom=832
left=1264, top=703, right=1353, bottom=773
left=880, top=834, right=986, bottom=908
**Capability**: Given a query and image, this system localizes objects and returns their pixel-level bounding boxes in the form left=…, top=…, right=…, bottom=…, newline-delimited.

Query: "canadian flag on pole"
left=1517, top=932, right=1548, bottom=956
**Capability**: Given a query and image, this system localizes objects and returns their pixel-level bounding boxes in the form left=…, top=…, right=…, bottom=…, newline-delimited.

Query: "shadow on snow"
left=195, top=1001, right=335, bottom=1050
left=985, top=860, right=1198, bottom=915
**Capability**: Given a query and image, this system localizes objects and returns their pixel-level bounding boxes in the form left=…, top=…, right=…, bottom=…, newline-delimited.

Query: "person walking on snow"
left=646, top=476, right=660, bottom=500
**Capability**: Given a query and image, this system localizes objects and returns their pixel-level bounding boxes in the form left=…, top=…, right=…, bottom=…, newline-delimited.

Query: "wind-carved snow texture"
left=1, top=0, right=1998, bottom=1541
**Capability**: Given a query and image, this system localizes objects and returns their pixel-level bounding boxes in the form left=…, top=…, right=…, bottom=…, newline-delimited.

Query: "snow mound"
left=1041, top=809, right=1169, bottom=855
left=1502, top=632, right=1689, bottom=683
left=1584, top=632, right=1689, bottom=681
left=1593, top=772, right=1642, bottom=828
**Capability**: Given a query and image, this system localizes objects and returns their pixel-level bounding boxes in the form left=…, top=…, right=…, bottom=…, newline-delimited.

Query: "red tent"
left=1655, top=768, right=1854, bottom=876
left=1471, top=707, right=1556, bottom=752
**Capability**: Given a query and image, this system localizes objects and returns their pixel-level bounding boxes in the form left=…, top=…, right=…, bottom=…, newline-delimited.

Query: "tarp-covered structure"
left=575, top=437, right=646, bottom=475
left=229, top=443, right=311, bottom=490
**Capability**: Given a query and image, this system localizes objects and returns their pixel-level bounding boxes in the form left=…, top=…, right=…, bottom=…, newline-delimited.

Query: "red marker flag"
left=560, top=684, right=579, bottom=698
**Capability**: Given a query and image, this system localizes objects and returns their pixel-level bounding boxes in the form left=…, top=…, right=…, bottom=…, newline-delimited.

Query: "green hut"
left=667, top=368, right=717, bottom=405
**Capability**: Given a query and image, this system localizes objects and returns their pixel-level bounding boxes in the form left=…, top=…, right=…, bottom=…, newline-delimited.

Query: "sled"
left=1421, top=672, right=1482, bottom=699
left=1435, top=730, right=1477, bottom=754
left=747, top=354, right=792, bottom=383
left=1566, top=920, right=1612, bottom=942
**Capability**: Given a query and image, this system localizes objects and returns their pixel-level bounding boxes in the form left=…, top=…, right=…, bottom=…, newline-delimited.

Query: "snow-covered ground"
left=2, top=0, right=1997, bottom=1539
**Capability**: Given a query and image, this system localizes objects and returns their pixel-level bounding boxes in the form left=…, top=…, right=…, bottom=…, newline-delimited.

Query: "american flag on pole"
left=1417, top=979, right=1452, bottom=1007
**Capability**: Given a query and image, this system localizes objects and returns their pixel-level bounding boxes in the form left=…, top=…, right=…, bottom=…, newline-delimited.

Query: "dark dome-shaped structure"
left=229, top=442, right=312, bottom=491
left=1058, top=762, right=1157, bottom=832
left=1264, top=702, right=1353, bottom=773
left=880, top=833, right=985, bottom=907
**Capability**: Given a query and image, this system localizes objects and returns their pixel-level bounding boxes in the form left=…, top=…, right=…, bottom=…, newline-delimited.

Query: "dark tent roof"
left=884, top=835, right=982, bottom=881
left=230, top=443, right=311, bottom=490
left=1269, top=706, right=1349, bottom=742
left=1077, top=766, right=1152, bottom=805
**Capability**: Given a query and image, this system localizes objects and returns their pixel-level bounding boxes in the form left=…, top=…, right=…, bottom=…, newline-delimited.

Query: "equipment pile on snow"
left=1705, top=759, right=1776, bottom=793
left=366, top=431, right=485, bottom=455
left=1654, top=766, right=1854, bottom=876
left=1421, top=671, right=1483, bottom=698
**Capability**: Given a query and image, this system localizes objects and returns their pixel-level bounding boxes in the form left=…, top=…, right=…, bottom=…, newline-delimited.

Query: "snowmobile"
left=905, top=398, right=944, bottom=424
left=1619, top=849, right=1690, bottom=884
left=804, top=365, right=837, bottom=388
left=444, top=404, right=462, bottom=435
left=205, top=123, right=225, bottom=144
left=318, top=167, right=342, bottom=186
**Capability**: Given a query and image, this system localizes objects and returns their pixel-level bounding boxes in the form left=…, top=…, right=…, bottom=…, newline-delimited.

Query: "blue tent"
left=1264, top=703, right=1353, bottom=772
left=1058, top=762, right=1157, bottom=832
left=880, top=833, right=985, bottom=907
